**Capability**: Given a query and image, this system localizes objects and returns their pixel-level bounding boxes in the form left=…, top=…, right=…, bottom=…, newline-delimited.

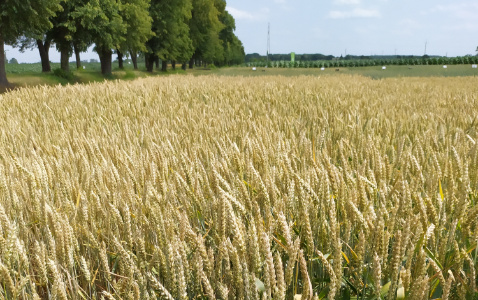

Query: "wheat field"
left=0, top=75, right=477, bottom=299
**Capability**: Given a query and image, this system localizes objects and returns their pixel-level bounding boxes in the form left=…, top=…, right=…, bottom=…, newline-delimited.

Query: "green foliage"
left=49, top=1, right=80, bottom=52
left=1, top=0, right=246, bottom=79
left=247, top=56, right=478, bottom=70
left=122, top=70, right=136, bottom=79
left=0, top=0, right=63, bottom=84
left=74, top=0, right=126, bottom=52
left=73, top=0, right=127, bottom=74
left=225, top=34, right=245, bottom=65
left=53, top=68, right=75, bottom=81
left=9, top=58, right=18, bottom=64
left=119, top=0, right=153, bottom=53
left=190, top=0, right=224, bottom=64
left=218, top=10, right=245, bottom=66
left=0, top=0, right=62, bottom=44
left=147, top=0, right=193, bottom=63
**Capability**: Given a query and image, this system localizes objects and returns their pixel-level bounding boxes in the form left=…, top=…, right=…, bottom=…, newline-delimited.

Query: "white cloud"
left=435, top=3, right=478, bottom=20
left=272, top=0, right=292, bottom=11
left=425, top=2, right=478, bottom=31
left=227, top=7, right=256, bottom=20
left=227, top=7, right=269, bottom=21
left=328, top=8, right=381, bottom=19
left=425, top=2, right=478, bottom=20
left=333, top=0, right=361, bottom=5
left=432, top=2, right=478, bottom=13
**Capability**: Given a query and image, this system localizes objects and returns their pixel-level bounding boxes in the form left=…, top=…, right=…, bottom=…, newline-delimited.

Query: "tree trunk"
left=182, top=63, right=187, bottom=70
left=37, top=39, right=51, bottom=72
left=0, top=35, right=8, bottom=87
left=161, top=60, right=167, bottom=72
left=145, top=53, right=154, bottom=72
left=130, top=50, right=138, bottom=70
left=172, top=61, right=176, bottom=70
left=98, top=48, right=113, bottom=75
left=155, top=57, right=160, bottom=69
left=74, top=43, right=81, bottom=69
left=60, top=48, right=70, bottom=72
left=189, top=58, right=194, bottom=69
left=117, top=49, right=124, bottom=69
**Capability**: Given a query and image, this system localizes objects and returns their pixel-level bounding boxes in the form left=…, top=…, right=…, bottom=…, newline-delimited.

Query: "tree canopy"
left=146, top=0, right=194, bottom=72
left=1, top=0, right=245, bottom=82
left=117, top=0, right=153, bottom=69
left=0, top=0, right=62, bottom=85
left=74, top=0, right=127, bottom=74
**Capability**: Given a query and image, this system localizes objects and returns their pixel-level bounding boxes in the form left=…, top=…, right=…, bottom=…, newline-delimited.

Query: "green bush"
left=53, top=68, right=75, bottom=81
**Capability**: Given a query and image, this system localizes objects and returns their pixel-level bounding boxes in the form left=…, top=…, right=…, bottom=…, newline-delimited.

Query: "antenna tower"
left=266, top=23, right=270, bottom=67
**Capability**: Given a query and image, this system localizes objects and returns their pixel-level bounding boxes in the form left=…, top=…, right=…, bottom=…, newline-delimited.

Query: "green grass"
left=342, top=64, right=478, bottom=78
left=2, top=62, right=477, bottom=93
left=201, top=65, right=478, bottom=79
left=3, top=61, right=190, bottom=91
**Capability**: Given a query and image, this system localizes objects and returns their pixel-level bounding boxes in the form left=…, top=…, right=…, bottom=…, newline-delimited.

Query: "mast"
left=266, top=23, right=270, bottom=67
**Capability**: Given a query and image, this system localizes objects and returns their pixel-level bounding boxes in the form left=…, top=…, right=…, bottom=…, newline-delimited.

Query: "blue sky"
left=5, top=0, right=478, bottom=63
left=226, top=0, right=478, bottom=57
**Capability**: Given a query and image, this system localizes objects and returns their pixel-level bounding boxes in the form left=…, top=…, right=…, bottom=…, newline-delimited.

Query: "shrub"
left=53, top=68, right=75, bottom=81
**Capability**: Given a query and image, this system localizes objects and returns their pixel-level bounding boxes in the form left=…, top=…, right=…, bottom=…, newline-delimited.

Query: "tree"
left=49, top=1, right=80, bottom=72
left=16, top=0, right=90, bottom=73
left=218, top=9, right=234, bottom=63
left=37, top=37, right=53, bottom=72
left=188, top=0, right=224, bottom=68
left=118, top=0, right=153, bottom=70
left=74, top=0, right=126, bottom=75
left=224, top=35, right=245, bottom=65
left=71, top=20, right=93, bottom=70
left=9, top=58, right=18, bottom=64
left=17, top=35, right=53, bottom=72
left=146, top=0, right=193, bottom=72
left=218, top=10, right=244, bottom=65
left=0, top=0, right=62, bottom=86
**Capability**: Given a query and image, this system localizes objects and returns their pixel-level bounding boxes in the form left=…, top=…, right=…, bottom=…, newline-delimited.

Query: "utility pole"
left=266, top=23, right=270, bottom=68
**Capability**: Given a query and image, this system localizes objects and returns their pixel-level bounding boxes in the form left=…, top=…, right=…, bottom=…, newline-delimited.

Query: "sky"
left=226, top=0, right=478, bottom=57
left=4, top=0, right=478, bottom=63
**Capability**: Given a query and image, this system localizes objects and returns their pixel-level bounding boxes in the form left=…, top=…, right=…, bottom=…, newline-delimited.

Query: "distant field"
left=206, top=65, right=478, bottom=79
left=4, top=62, right=478, bottom=87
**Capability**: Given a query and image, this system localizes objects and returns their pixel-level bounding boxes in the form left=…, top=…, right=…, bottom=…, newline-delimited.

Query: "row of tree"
left=247, top=55, right=478, bottom=68
left=0, top=0, right=245, bottom=86
left=245, top=53, right=453, bottom=63
left=246, top=53, right=336, bottom=63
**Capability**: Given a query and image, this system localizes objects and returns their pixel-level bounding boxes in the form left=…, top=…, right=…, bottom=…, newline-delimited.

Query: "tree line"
left=247, top=55, right=478, bottom=69
left=246, top=53, right=336, bottom=63
left=0, top=0, right=245, bottom=86
left=245, top=53, right=458, bottom=63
